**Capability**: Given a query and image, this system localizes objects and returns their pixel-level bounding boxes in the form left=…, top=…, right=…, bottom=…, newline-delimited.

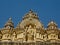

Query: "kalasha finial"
left=8, top=17, right=12, bottom=22
left=4, top=17, right=14, bottom=28
left=29, top=9, right=33, bottom=13
left=23, top=9, right=39, bottom=20
left=9, top=17, right=12, bottom=20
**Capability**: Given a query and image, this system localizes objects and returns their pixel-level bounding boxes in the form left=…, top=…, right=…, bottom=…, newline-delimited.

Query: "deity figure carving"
left=24, top=24, right=36, bottom=42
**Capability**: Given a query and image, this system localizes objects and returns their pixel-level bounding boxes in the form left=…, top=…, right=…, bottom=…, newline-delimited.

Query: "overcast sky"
left=0, top=0, right=60, bottom=28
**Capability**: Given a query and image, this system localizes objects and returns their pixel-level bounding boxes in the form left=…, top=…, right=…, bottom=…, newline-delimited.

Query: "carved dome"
left=47, top=21, right=58, bottom=30
left=16, top=10, right=44, bottom=29
left=48, top=21, right=57, bottom=27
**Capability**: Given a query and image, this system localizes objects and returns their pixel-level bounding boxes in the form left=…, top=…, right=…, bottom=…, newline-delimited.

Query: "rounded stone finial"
left=8, top=17, right=12, bottom=22
left=9, top=17, right=12, bottom=20
left=29, top=9, right=33, bottom=13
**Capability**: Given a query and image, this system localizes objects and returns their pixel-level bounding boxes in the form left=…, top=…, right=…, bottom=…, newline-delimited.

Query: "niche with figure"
left=25, top=24, right=36, bottom=41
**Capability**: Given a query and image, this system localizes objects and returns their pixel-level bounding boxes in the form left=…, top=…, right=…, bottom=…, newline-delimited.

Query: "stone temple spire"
left=23, top=9, right=39, bottom=20
left=4, top=17, right=14, bottom=29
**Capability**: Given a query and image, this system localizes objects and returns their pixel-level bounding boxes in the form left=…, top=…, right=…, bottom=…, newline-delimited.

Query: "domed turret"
left=4, top=18, right=14, bottom=29
left=16, top=9, right=44, bottom=30
left=47, top=21, right=58, bottom=30
left=23, top=9, right=39, bottom=20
